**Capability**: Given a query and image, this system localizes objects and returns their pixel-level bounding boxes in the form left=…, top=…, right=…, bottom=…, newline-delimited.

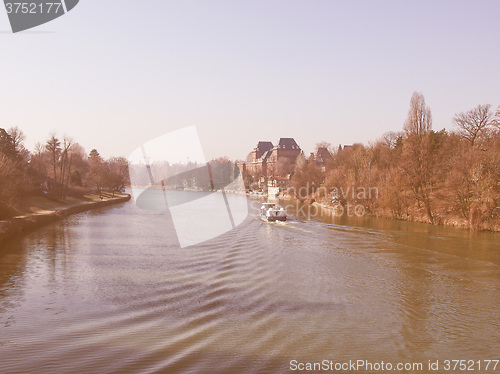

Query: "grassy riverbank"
left=0, top=192, right=131, bottom=246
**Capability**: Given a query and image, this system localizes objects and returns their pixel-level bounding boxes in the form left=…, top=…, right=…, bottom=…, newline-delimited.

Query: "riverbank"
left=308, top=199, right=500, bottom=232
left=270, top=193, right=499, bottom=232
left=0, top=192, right=131, bottom=246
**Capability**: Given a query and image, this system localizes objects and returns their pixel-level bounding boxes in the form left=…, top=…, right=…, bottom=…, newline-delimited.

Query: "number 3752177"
left=443, top=360, right=499, bottom=371
left=5, top=3, right=63, bottom=14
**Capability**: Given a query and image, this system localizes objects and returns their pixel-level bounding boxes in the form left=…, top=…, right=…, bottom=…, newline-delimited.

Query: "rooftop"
left=255, top=141, right=273, bottom=152
left=275, top=138, right=300, bottom=150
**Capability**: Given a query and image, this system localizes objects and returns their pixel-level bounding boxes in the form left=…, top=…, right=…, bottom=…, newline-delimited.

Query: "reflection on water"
left=0, top=196, right=499, bottom=373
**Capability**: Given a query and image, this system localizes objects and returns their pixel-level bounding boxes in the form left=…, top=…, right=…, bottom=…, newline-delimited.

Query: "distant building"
left=247, top=141, right=273, bottom=163
left=239, top=138, right=302, bottom=190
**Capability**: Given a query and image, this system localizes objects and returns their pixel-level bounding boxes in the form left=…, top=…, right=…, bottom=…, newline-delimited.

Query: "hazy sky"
left=1, top=0, right=500, bottom=160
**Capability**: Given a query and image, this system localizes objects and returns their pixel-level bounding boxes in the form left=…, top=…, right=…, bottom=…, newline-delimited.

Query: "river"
left=0, top=193, right=499, bottom=373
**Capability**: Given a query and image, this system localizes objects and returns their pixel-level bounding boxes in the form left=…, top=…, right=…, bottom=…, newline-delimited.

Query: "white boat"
left=260, top=202, right=286, bottom=222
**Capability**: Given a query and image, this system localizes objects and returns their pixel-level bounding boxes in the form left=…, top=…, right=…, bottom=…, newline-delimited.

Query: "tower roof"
left=276, top=138, right=300, bottom=150
left=255, top=141, right=273, bottom=152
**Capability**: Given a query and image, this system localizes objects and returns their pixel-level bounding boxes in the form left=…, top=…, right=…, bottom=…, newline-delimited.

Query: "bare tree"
left=7, top=127, right=29, bottom=161
left=66, top=143, right=88, bottom=188
left=453, top=104, right=493, bottom=146
left=315, top=141, right=333, bottom=153
left=403, top=92, right=432, bottom=137
left=107, top=157, right=130, bottom=195
left=45, top=133, right=61, bottom=193
left=381, top=131, right=402, bottom=148
left=491, top=105, right=500, bottom=131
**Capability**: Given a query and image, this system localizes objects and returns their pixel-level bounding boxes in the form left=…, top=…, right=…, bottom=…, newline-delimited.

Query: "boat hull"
left=260, top=214, right=287, bottom=222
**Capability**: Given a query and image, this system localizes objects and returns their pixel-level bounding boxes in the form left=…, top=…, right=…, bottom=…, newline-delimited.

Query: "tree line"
left=0, top=129, right=129, bottom=219
left=290, top=92, right=500, bottom=230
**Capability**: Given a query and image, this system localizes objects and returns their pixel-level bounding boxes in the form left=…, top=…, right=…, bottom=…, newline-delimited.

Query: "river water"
left=0, top=193, right=499, bottom=374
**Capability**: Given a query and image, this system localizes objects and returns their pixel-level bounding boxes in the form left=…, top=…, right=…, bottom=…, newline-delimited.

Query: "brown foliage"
left=292, top=94, right=500, bottom=230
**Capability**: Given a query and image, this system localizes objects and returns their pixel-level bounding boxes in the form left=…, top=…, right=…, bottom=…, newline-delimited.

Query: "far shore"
left=0, top=192, right=131, bottom=247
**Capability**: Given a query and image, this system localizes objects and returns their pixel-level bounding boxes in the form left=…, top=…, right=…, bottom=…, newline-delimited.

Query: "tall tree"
left=45, top=133, right=61, bottom=193
left=59, top=136, right=74, bottom=197
left=403, top=92, right=432, bottom=137
left=401, top=92, right=436, bottom=223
